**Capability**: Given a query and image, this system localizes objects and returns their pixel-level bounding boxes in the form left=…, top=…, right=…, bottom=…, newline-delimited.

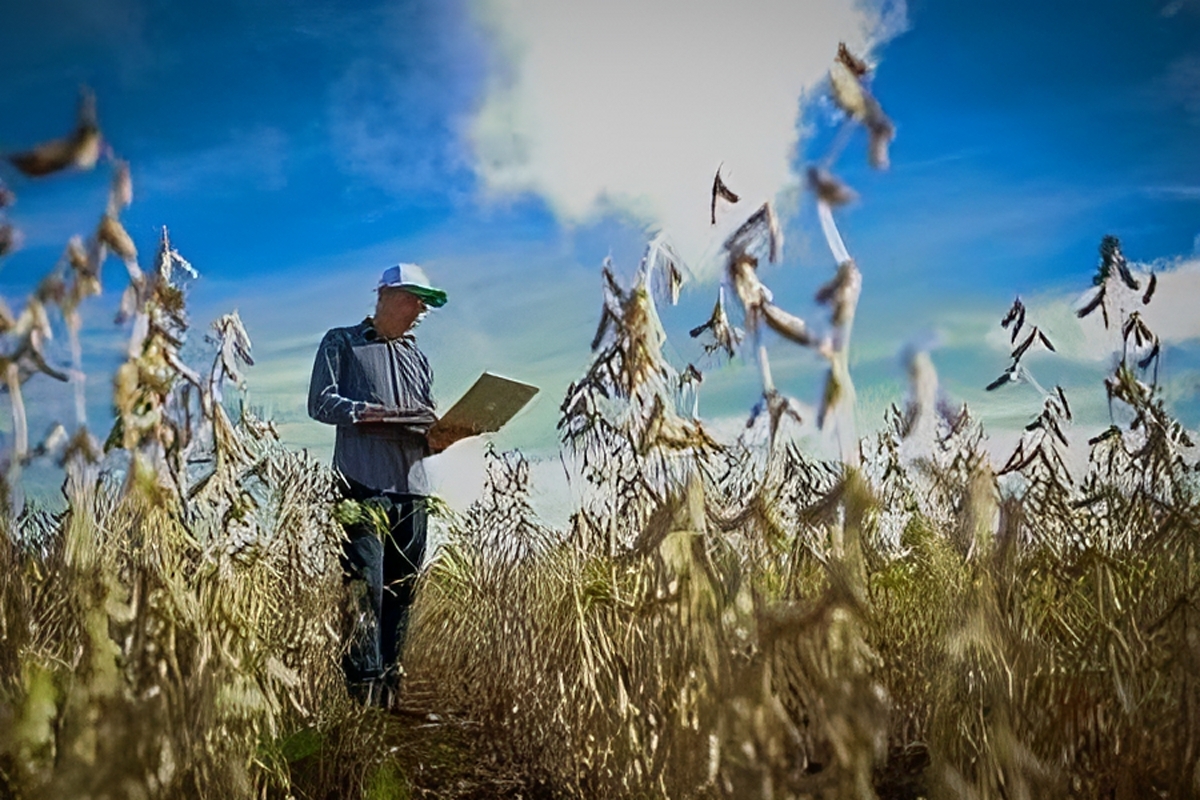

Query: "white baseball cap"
left=377, top=263, right=447, bottom=307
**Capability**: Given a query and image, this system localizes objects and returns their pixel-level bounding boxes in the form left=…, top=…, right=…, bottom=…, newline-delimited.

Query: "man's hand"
left=356, top=403, right=395, bottom=423
left=427, top=425, right=454, bottom=455
left=427, top=423, right=474, bottom=455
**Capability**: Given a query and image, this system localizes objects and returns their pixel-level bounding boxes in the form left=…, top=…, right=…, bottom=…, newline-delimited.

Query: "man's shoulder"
left=320, top=319, right=373, bottom=346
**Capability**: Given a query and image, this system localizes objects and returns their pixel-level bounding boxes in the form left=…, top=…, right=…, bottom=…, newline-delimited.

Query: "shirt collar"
left=362, top=317, right=415, bottom=344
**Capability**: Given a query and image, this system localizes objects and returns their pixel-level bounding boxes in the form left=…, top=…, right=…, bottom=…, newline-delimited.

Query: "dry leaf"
left=0, top=223, right=20, bottom=257
left=689, top=287, right=743, bottom=358
left=710, top=166, right=739, bottom=225
left=806, top=166, right=857, bottom=207
left=99, top=214, right=137, bottom=261
left=1142, top=272, right=1157, bottom=305
left=109, top=160, right=133, bottom=213
left=837, top=42, right=870, bottom=77
left=8, top=90, right=102, bottom=177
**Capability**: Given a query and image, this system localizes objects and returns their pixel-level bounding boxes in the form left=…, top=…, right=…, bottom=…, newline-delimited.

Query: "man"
left=307, top=263, right=448, bottom=706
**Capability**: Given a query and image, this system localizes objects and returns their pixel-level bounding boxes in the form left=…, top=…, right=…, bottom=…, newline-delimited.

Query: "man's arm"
left=308, top=329, right=373, bottom=425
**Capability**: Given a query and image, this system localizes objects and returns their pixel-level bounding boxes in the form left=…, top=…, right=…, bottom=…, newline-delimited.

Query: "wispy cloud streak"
left=327, top=0, right=486, bottom=199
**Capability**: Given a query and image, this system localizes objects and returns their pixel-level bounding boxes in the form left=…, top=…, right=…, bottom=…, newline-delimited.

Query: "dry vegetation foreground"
left=7, top=398, right=1195, bottom=800
left=3, top=295, right=1197, bottom=800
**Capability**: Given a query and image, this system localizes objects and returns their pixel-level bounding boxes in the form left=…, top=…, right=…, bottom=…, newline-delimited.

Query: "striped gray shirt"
left=308, top=319, right=435, bottom=495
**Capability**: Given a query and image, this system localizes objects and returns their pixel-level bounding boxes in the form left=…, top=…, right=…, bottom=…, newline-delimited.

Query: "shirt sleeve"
left=307, top=329, right=366, bottom=425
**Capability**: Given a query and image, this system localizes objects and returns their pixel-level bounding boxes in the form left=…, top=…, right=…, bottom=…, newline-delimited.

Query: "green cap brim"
left=401, top=285, right=448, bottom=308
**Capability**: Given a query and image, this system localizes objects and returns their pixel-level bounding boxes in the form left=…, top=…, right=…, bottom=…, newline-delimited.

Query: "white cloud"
left=469, top=0, right=907, bottom=276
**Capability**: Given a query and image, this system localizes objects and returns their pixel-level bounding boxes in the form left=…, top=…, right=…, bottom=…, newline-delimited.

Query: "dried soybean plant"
left=676, top=42, right=903, bottom=797
left=409, top=175, right=881, bottom=797
left=409, top=55, right=1200, bottom=800
left=693, top=44, right=895, bottom=470
left=862, top=376, right=985, bottom=560
left=0, top=92, right=120, bottom=508
left=405, top=42, right=1200, bottom=800
left=906, top=236, right=1200, bottom=799
left=979, top=297, right=1078, bottom=551
left=455, top=446, right=555, bottom=561
left=0, top=94, right=374, bottom=800
left=1075, top=236, right=1194, bottom=514
left=406, top=237, right=734, bottom=796
left=560, top=235, right=718, bottom=553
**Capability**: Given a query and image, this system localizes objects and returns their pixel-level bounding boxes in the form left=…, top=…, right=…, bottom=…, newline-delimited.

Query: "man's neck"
left=368, top=316, right=413, bottom=341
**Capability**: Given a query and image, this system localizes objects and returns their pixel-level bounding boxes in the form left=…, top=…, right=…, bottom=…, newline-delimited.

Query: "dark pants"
left=339, top=480, right=428, bottom=691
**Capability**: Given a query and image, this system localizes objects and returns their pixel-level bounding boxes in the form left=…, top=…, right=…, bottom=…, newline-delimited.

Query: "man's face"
left=374, top=287, right=427, bottom=338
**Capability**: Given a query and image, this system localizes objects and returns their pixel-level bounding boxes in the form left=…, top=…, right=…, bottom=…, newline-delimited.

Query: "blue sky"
left=2, top=0, right=1199, bottom=492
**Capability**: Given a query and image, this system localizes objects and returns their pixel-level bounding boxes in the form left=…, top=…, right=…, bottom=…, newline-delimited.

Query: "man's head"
left=373, top=263, right=447, bottom=340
